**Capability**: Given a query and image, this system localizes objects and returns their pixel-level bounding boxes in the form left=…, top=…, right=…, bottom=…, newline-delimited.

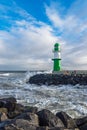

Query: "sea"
left=0, top=71, right=87, bottom=119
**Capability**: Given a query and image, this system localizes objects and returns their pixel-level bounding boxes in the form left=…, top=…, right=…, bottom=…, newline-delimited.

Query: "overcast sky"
left=0, top=0, right=87, bottom=71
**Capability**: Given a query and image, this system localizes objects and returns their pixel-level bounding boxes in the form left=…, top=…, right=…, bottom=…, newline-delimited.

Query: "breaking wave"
left=0, top=71, right=87, bottom=118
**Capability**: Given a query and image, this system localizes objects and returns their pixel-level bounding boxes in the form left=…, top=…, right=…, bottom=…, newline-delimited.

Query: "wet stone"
left=15, top=112, right=39, bottom=126
left=56, top=111, right=77, bottom=128
left=0, top=108, right=8, bottom=114
left=36, top=126, right=48, bottom=130
left=0, top=112, right=8, bottom=121
left=15, top=119, right=37, bottom=130
left=24, top=106, right=38, bottom=113
left=0, top=97, right=16, bottom=112
left=37, top=109, right=64, bottom=127
left=4, top=124, right=23, bottom=130
left=29, top=74, right=87, bottom=85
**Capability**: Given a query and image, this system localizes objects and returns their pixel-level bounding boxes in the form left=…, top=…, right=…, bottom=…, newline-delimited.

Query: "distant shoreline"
left=0, top=70, right=27, bottom=73
left=0, top=70, right=87, bottom=74
left=0, top=70, right=46, bottom=73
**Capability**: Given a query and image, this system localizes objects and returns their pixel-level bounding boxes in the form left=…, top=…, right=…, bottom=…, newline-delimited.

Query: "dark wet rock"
left=49, top=128, right=79, bottom=130
left=8, top=110, right=22, bottom=119
left=0, top=108, right=8, bottom=114
left=15, top=104, right=25, bottom=112
left=4, top=124, right=23, bottom=130
left=0, top=112, right=8, bottom=122
left=24, top=106, right=38, bottom=113
left=0, top=97, right=85, bottom=130
left=56, top=111, right=77, bottom=128
left=8, top=105, right=38, bottom=119
left=75, top=116, right=87, bottom=130
left=15, top=119, right=37, bottom=130
left=29, top=74, right=87, bottom=85
left=8, top=104, right=25, bottom=119
left=36, top=126, right=48, bottom=130
left=48, top=127, right=65, bottom=130
left=75, top=116, right=87, bottom=126
left=37, top=109, right=64, bottom=127
left=0, top=97, right=16, bottom=112
left=15, top=112, right=39, bottom=126
left=79, top=124, right=87, bottom=130
left=29, top=74, right=53, bottom=85
left=0, top=120, right=12, bottom=129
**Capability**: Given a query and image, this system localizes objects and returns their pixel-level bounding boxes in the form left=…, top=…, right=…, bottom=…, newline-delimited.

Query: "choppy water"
left=0, top=71, right=87, bottom=118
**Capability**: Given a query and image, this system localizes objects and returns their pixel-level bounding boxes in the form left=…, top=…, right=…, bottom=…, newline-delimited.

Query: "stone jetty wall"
left=29, top=73, right=87, bottom=85
left=0, top=97, right=87, bottom=130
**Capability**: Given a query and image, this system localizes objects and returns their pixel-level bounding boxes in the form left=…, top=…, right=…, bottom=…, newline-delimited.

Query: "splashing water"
left=0, top=71, right=87, bottom=118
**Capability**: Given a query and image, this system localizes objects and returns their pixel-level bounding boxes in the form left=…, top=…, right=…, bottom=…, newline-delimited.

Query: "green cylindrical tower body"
left=52, top=43, right=61, bottom=71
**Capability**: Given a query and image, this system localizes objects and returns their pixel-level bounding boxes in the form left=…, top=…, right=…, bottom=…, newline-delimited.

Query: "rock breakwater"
left=1, top=97, right=87, bottom=130
left=29, top=73, right=87, bottom=85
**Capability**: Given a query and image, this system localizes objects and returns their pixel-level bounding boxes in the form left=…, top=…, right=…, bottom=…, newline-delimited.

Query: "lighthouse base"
left=53, top=59, right=61, bottom=71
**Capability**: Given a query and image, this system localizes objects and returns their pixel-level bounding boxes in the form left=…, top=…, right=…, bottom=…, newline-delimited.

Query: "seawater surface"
left=0, top=71, right=87, bottom=118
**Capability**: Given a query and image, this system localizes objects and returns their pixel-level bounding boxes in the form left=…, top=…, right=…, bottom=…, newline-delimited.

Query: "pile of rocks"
left=29, top=74, right=87, bottom=85
left=0, top=97, right=87, bottom=130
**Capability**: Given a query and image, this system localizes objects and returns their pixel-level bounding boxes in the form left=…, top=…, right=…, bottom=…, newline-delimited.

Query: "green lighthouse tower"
left=52, top=43, right=61, bottom=71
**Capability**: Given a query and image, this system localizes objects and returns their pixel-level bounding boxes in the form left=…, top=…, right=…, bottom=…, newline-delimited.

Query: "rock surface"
left=56, top=111, right=77, bottom=128
left=29, top=74, right=87, bottom=85
left=37, top=109, right=64, bottom=127
left=0, top=97, right=87, bottom=130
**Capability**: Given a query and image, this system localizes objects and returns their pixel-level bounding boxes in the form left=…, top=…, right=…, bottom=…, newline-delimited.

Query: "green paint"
left=54, top=43, right=60, bottom=51
left=52, top=43, right=61, bottom=71
left=53, top=59, right=61, bottom=71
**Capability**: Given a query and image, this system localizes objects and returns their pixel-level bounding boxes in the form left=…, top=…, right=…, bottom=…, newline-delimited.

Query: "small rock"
left=0, top=112, right=8, bottom=121
left=0, top=108, right=8, bottom=114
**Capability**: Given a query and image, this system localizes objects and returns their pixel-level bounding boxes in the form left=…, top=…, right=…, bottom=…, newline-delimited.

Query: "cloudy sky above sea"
left=0, top=0, right=87, bottom=70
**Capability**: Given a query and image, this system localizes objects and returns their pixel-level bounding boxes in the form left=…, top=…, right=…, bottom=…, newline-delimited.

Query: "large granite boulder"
left=15, top=112, right=39, bottom=126
left=0, top=97, right=85, bottom=130
left=37, top=109, right=64, bottom=127
left=0, top=97, right=16, bottom=112
left=8, top=103, right=25, bottom=119
left=75, top=116, right=87, bottom=130
left=15, top=119, right=37, bottom=130
left=56, top=111, right=77, bottom=128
